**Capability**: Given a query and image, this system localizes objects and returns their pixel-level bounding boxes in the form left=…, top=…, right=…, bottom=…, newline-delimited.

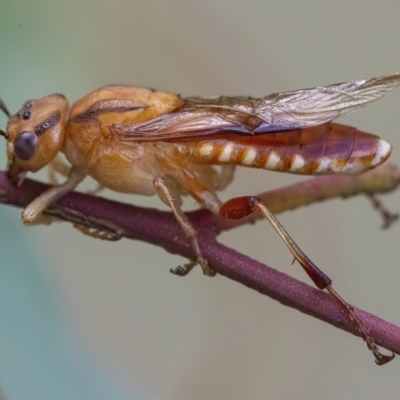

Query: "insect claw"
left=21, top=208, right=38, bottom=225
left=170, top=261, right=196, bottom=276
left=326, top=286, right=395, bottom=364
left=373, top=350, right=395, bottom=366
left=170, top=258, right=216, bottom=277
left=381, top=213, right=399, bottom=230
left=368, top=195, right=399, bottom=229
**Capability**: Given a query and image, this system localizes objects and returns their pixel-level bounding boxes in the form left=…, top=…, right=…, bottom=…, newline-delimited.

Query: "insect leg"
left=218, top=165, right=236, bottom=191
left=86, top=184, right=105, bottom=196
left=22, top=167, right=86, bottom=224
left=367, top=194, right=399, bottom=229
left=72, top=223, right=123, bottom=241
left=219, top=196, right=394, bottom=365
left=153, top=176, right=216, bottom=277
left=48, top=154, right=72, bottom=185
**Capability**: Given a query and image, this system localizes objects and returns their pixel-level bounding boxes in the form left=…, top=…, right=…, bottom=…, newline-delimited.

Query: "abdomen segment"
left=184, top=123, right=391, bottom=174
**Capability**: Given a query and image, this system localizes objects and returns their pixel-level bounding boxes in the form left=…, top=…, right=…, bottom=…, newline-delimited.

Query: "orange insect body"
left=65, top=86, right=183, bottom=196
left=1, top=74, right=399, bottom=364
left=4, top=75, right=398, bottom=203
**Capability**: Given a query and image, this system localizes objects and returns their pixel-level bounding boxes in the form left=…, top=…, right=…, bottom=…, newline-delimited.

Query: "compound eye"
left=14, top=131, right=38, bottom=160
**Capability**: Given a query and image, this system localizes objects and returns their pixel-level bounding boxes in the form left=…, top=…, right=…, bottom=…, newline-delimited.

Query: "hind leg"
left=219, top=195, right=393, bottom=365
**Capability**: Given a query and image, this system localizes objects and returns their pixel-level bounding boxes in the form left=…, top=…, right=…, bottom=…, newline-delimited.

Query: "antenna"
left=0, top=99, right=10, bottom=118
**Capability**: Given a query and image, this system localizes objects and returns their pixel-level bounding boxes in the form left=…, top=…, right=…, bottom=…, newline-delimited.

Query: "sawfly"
left=1, top=73, right=399, bottom=364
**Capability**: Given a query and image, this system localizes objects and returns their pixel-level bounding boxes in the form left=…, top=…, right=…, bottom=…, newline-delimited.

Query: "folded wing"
left=111, top=74, right=400, bottom=142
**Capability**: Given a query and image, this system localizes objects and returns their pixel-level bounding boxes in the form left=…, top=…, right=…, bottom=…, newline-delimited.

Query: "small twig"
left=217, top=163, right=400, bottom=230
left=0, top=164, right=400, bottom=357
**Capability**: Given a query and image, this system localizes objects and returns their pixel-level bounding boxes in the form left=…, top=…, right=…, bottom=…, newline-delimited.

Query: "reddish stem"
left=0, top=171, right=399, bottom=357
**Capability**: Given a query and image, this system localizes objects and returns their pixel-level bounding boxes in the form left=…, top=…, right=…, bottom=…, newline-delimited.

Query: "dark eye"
left=22, top=111, right=31, bottom=120
left=14, top=131, right=37, bottom=160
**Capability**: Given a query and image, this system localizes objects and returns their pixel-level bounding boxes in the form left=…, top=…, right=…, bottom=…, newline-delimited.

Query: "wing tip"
left=363, top=72, right=400, bottom=90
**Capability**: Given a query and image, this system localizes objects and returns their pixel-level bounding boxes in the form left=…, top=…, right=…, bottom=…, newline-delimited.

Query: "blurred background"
left=0, top=1, right=399, bottom=399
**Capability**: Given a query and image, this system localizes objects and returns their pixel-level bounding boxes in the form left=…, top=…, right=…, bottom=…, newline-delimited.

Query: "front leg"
left=22, top=167, right=86, bottom=224
left=47, top=154, right=72, bottom=185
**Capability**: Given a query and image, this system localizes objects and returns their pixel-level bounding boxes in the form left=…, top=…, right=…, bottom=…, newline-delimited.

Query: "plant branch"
left=0, top=165, right=400, bottom=358
left=217, top=163, right=400, bottom=230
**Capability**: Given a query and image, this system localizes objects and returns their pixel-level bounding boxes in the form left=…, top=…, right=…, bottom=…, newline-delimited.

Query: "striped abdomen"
left=184, top=122, right=391, bottom=174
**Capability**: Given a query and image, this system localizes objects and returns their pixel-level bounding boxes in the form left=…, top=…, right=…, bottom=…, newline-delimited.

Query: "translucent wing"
left=111, top=74, right=400, bottom=142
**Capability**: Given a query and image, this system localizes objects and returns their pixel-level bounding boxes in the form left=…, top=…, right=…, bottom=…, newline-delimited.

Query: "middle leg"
left=153, top=175, right=216, bottom=277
